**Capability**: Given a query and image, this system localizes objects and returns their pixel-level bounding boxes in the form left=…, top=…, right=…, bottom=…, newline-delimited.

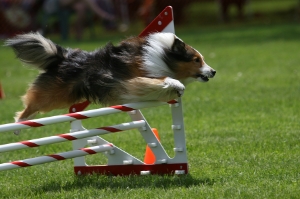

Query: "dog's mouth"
left=195, top=70, right=216, bottom=82
left=196, top=74, right=209, bottom=82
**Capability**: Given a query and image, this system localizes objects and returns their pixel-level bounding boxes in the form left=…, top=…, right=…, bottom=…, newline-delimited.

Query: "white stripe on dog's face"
left=200, top=62, right=214, bottom=76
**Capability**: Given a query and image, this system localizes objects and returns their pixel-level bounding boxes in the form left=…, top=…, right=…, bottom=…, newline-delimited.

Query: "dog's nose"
left=211, top=70, right=216, bottom=77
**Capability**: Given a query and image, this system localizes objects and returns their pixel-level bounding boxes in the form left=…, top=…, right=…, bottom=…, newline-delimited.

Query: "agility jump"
left=0, top=99, right=188, bottom=175
left=0, top=7, right=192, bottom=175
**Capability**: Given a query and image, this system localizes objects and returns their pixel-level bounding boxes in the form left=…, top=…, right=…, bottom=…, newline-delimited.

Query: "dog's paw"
left=163, top=77, right=185, bottom=97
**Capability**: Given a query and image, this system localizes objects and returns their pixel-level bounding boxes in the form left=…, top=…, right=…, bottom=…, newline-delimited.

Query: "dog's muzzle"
left=197, top=69, right=216, bottom=82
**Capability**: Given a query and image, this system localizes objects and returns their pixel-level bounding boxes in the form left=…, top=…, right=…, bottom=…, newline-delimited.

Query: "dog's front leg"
left=121, top=77, right=185, bottom=102
left=162, top=77, right=185, bottom=97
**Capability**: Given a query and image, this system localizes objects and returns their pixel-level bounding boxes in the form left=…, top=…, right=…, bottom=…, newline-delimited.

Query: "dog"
left=6, top=32, right=216, bottom=134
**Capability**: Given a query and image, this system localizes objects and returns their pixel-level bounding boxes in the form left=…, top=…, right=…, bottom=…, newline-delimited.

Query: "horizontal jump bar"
left=0, top=120, right=145, bottom=153
left=0, top=100, right=176, bottom=133
left=0, top=144, right=114, bottom=172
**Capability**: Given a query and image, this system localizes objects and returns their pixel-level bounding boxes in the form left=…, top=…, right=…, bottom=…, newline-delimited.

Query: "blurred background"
left=0, top=0, right=299, bottom=41
left=0, top=2, right=299, bottom=196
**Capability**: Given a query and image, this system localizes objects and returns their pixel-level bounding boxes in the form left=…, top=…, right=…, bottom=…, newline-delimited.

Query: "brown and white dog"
left=6, top=32, right=216, bottom=134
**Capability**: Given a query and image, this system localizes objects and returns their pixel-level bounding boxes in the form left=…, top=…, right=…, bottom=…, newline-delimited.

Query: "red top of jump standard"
left=139, top=6, right=174, bottom=37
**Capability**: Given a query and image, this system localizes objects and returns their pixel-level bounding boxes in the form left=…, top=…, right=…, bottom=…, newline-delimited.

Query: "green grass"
left=0, top=20, right=300, bottom=199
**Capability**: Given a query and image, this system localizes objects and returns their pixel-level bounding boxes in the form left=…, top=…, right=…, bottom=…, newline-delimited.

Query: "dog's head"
left=170, top=37, right=216, bottom=83
left=143, top=33, right=216, bottom=84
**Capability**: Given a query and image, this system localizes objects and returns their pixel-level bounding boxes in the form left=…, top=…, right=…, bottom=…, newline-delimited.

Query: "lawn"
left=0, top=17, right=300, bottom=199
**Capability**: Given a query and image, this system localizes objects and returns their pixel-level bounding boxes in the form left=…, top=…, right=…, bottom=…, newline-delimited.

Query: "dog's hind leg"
left=14, top=107, right=38, bottom=135
left=13, top=82, right=77, bottom=135
left=14, top=86, right=43, bottom=135
left=14, top=104, right=39, bottom=135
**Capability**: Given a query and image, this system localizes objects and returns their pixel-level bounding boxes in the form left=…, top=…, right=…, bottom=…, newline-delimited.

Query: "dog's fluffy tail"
left=5, top=32, right=65, bottom=70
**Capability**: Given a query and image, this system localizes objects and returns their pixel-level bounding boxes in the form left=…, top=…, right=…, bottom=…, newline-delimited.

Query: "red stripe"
left=111, top=105, right=135, bottom=112
left=19, top=121, right=44, bottom=127
left=80, top=148, right=97, bottom=154
left=98, top=127, right=121, bottom=133
left=139, top=6, right=173, bottom=37
left=20, top=141, right=39, bottom=147
left=11, top=161, right=31, bottom=167
left=59, top=134, right=77, bottom=140
left=167, top=99, right=178, bottom=104
left=65, top=113, right=89, bottom=119
left=48, top=154, right=65, bottom=160
left=69, top=100, right=91, bottom=113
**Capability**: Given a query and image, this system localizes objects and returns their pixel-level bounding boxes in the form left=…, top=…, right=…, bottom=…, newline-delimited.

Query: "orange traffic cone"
left=0, top=82, right=5, bottom=99
left=144, top=128, right=161, bottom=164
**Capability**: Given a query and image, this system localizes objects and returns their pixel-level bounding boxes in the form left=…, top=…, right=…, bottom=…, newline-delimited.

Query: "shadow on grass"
left=33, top=174, right=215, bottom=192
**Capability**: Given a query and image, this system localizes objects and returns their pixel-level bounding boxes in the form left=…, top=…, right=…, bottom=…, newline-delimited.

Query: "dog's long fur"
left=5, top=32, right=216, bottom=133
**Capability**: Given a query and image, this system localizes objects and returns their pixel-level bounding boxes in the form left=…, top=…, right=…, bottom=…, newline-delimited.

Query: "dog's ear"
left=172, top=38, right=186, bottom=54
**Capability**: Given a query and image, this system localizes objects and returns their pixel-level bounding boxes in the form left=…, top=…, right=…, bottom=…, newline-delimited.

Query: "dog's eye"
left=194, top=57, right=200, bottom=63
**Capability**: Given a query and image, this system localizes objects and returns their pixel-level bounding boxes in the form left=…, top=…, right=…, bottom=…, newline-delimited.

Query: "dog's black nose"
left=212, top=70, right=216, bottom=77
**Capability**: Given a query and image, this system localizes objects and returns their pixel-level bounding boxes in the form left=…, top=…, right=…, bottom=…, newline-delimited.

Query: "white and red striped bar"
left=0, top=100, right=177, bottom=133
left=0, top=120, right=145, bottom=153
left=0, top=144, right=114, bottom=171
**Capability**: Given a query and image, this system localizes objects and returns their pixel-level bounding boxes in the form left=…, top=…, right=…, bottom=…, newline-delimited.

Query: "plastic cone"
left=144, top=128, right=160, bottom=164
left=0, top=82, right=5, bottom=99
